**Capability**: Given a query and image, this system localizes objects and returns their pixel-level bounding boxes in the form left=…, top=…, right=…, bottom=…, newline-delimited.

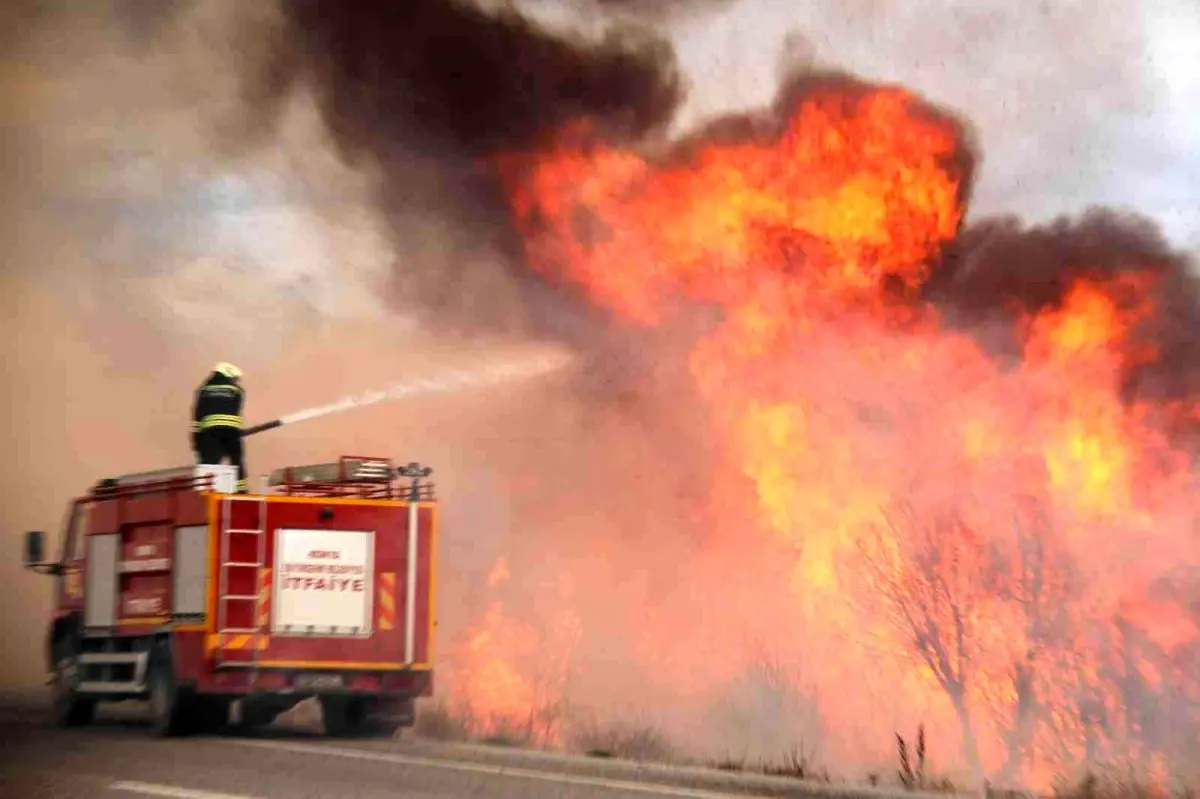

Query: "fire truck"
left=21, top=456, right=437, bottom=738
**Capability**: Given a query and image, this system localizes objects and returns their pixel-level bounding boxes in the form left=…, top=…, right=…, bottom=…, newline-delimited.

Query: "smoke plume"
left=228, top=0, right=686, bottom=340
left=933, top=209, right=1200, bottom=413
left=587, top=0, right=737, bottom=20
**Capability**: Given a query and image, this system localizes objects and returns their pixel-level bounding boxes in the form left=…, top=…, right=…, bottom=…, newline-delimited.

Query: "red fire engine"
left=22, top=456, right=437, bottom=738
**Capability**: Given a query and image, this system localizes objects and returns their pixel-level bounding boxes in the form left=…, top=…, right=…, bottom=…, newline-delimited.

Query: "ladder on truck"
left=215, top=495, right=268, bottom=667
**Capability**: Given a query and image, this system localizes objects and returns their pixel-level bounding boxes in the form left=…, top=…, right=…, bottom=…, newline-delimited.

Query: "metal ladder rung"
left=79, top=681, right=144, bottom=694
left=217, top=495, right=269, bottom=667
left=78, top=652, right=143, bottom=665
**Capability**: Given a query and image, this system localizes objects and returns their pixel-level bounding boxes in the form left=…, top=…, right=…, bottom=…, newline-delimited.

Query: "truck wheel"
left=363, top=719, right=404, bottom=739
left=321, top=697, right=403, bottom=738
left=51, top=656, right=95, bottom=727
left=148, top=654, right=193, bottom=737
left=191, top=697, right=230, bottom=735
left=362, top=696, right=412, bottom=739
left=319, top=696, right=369, bottom=738
left=235, top=700, right=280, bottom=730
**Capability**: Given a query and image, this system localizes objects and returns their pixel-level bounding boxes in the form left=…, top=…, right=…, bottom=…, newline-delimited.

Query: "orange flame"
left=473, top=81, right=1198, bottom=787
left=448, top=557, right=582, bottom=745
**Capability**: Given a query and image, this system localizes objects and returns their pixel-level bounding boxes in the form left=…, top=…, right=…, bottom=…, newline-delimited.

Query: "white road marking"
left=108, top=781, right=264, bottom=799
left=227, top=739, right=766, bottom=798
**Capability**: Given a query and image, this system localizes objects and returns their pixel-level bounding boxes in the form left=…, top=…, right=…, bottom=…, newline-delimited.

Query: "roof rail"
left=268, top=457, right=436, bottom=500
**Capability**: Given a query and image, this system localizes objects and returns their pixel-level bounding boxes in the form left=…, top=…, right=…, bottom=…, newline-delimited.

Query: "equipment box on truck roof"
left=23, top=456, right=437, bottom=738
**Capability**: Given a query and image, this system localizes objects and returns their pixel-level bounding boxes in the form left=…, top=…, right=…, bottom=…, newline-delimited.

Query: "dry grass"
left=893, top=723, right=956, bottom=793
left=567, top=716, right=675, bottom=762
left=760, top=742, right=830, bottom=782
left=1051, top=768, right=1196, bottom=799
left=413, top=699, right=544, bottom=746
left=479, top=714, right=535, bottom=747
left=710, top=752, right=748, bottom=772
left=896, top=724, right=927, bottom=790
left=414, top=700, right=472, bottom=742
left=414, top=700, right=1196, bottom=799
left=701, top=743, right=831, bottom=783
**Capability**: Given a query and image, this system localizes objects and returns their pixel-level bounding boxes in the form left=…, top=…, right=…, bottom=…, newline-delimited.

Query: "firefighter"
left=192, top=362, right=249, bottom=493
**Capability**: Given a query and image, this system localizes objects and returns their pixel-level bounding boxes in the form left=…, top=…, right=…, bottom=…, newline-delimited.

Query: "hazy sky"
left=690, top=0, right=1200, bottom=249
left=529, top=0, right=1200, bottom=251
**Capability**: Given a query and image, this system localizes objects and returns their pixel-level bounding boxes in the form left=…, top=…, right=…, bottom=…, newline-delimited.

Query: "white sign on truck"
left=272, top=528, right=374, bottom=636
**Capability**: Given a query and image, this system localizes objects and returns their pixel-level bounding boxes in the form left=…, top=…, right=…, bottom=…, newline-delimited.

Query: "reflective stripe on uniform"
left=197, top=414, right=243, bottom=430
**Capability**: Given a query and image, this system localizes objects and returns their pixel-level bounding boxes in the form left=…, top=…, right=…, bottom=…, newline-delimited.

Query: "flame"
left=487, top=556, right=511, bottom=588
left=447, top=556, right=581, bottom=745
left=460, top=602, right=542, bottom=729
left=463, top=79, right=1198, bottom=787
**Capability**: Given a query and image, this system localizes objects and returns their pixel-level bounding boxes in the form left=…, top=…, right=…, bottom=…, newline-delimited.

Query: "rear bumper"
left=194, top=665, right=432, bottom=698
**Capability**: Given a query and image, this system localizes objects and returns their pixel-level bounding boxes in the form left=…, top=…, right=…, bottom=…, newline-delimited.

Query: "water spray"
left=241, top=347, right=574, bottom=438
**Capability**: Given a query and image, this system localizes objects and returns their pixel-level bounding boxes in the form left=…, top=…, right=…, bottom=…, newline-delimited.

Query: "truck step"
left=78, top=652, right=150, bottom=685
left=79, top=652, right=146, bottom=666
left=78, top=680, right=147, bottom=694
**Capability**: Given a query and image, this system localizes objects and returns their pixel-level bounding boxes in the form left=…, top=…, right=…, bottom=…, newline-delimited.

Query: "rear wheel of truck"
left=320, top=696, right=403, bottom=738
left=51, top=656, right=95, bottom=727
left=320, top=696, right=369, bottom=737
left=234, top=700, right=281, bottom=731
left=148, top=648, right=192, bottom=737
left=191, top=697, right=230, bottom=734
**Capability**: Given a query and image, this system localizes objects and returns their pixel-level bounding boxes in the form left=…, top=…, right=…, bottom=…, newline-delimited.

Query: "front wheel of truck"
left=148, top=646, right=193, bottom=737
left=51, top=656, right=95, bottom=727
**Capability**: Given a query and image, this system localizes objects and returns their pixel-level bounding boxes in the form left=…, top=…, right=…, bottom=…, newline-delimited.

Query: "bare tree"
left=858, top=501, right=987, bottom=780
left=985, top=501, right=1074, bottom=782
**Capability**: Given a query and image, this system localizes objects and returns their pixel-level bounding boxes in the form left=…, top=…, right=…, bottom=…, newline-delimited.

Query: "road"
left=0, top=689, right=787, bottom=799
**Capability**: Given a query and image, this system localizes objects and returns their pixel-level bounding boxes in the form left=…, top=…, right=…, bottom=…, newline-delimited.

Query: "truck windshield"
left=58, top=502, right=87, bottom=563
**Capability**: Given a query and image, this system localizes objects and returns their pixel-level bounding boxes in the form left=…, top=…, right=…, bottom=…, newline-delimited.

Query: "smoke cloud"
left=586, top=0, right=737, bottom=20
left=932, top=209, right=1200, bottom=413
left=224, top=0, right=685, bottom=341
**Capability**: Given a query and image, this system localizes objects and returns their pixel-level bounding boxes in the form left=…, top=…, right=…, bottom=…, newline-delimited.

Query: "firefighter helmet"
left=214, top=362, right=243, bottom=380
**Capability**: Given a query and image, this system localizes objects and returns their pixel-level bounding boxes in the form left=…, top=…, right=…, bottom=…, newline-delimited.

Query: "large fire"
left=445, top=77, right=1198, bottom=787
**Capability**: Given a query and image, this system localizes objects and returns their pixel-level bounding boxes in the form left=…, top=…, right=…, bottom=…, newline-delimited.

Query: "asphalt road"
left=0, top=689, right=788, bottom=799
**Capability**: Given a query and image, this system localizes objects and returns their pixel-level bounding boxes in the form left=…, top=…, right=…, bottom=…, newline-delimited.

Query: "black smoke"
left=929, top=208, right=1200, bottom=419
left=238, top=0, right=1196, bottom=430
left=589, top=0, right=737, bottom=20
left=232, top=0, right=685, bottom=341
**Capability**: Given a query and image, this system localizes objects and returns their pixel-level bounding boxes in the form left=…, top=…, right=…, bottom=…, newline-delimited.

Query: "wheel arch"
left=47, top=611, right=83, bottom=669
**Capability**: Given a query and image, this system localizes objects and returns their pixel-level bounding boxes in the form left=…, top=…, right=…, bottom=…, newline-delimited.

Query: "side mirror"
left=23, top=530, right=45, bottom=567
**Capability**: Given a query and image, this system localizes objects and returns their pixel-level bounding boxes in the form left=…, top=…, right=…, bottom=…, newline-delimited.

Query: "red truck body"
left=29, top=456, right=438, bottom=737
